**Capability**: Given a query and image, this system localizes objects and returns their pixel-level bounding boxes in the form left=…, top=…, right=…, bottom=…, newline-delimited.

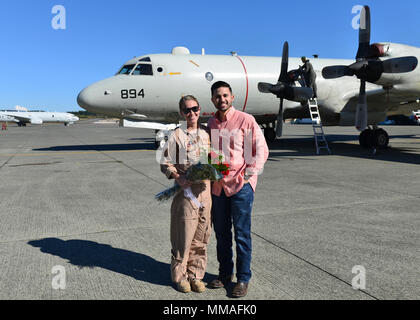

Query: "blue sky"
left=0, top=0, right=419, bottom=112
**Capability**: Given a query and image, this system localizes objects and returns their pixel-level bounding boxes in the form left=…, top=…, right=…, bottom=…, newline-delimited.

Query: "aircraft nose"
left=77, top=87, right=91, bottom=110
left=77, top=80, right=115, bottom=114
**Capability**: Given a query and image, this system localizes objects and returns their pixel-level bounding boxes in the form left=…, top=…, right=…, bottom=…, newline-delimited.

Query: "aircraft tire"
left=155, top=139, right=165, bottom=149
left=264, top=128, right=276, bottom=143
left=359, top=129, right=374, bottom=148
left=373, top=128, right=389, bottom=148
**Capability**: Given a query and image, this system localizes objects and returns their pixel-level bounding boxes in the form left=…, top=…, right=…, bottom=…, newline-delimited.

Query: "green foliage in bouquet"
left=155, top=162, right=224, bottom=202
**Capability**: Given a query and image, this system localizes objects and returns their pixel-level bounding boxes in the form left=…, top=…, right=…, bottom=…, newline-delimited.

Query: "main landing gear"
left=359, top=126, right=389, bottom=148
left=264, top=126, right=276, bottom=143
left=261, top=123, right=277, bottom=143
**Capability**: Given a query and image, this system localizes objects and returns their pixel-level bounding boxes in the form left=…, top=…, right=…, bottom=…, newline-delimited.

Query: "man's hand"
left=244, top=173, right=252, bottom=183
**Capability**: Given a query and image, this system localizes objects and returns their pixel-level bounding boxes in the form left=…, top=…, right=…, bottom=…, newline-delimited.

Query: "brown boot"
left=190, top=279, right=206, bottom=293
left=176, top=280, right=191, bottom=293
left=231, top=282, right=248, bottom=298
left=208, top=275, right=233, bottom=289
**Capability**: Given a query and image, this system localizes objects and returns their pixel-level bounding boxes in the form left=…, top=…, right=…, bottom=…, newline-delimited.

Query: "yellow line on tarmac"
left=0, top=149, right=155, bottom=157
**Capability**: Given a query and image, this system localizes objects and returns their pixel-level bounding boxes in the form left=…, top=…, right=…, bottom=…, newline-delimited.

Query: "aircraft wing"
left=282, top=103, right=311, bottom=120
left=4, top=113, right=31, bottom=122
left=342, top=87, right=420, bottom=116
left=6, top=113, right=44, bottom=125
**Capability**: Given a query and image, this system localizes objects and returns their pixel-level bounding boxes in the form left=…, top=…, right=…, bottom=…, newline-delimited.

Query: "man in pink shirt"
left=207, top=81, right=269, bottom=298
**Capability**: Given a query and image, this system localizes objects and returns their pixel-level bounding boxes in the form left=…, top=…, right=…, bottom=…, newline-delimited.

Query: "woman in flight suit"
left=160, top=95, right=212, bottom=293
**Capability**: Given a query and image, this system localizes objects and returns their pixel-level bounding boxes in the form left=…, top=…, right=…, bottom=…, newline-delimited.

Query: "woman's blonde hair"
left=179, top=95, right=199, bottom=112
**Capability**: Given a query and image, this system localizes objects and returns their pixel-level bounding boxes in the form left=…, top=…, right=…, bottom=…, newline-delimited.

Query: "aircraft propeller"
left=258, top=41, right=313, bottom=138
left=322, top=6, right=418, bottom=131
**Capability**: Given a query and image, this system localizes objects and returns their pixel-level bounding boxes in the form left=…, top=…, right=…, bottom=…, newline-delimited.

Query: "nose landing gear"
left=155, top=129, right=168, bottom=149
left=359, top=126, right=389, bottom=149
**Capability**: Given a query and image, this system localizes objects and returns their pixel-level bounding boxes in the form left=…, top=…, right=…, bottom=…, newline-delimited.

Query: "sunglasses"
left=182, top=106, right=200, bottom=114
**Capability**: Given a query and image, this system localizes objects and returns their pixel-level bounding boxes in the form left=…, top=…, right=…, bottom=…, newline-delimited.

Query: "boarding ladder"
left=308, top=98, right=331, bottom=155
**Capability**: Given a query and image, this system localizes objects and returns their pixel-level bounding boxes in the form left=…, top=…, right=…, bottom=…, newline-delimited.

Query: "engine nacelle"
left=30, top=118, right=43, bottom=125
left=374, top=43, right=420, bottom=86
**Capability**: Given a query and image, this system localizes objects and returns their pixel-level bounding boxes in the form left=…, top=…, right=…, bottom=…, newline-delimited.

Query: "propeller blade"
left=278, top=41, right=289, bottom=82
left=322, top=65, right=353, bottom=79
left=355, top=80, right=368, bottom=131
left=276, top=99, right=284, bottom=138
left=356, top=6, right=371, bottom=60
left=258, top=82, right=274, bottom=93
left=382, top=56, right=418, bottom=73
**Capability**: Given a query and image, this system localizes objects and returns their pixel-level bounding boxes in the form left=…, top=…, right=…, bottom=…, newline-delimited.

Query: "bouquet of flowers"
left=208, top=150, right=230, bottom=176
left=156, top=149, right=230, bottom=203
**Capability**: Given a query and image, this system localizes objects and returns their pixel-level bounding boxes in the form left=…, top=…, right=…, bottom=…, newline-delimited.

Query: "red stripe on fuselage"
left=235, top=55, right=249, bottom=112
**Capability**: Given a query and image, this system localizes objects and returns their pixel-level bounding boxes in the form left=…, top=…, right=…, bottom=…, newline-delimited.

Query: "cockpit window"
left=132, top=63, right=153, bottom=76
left=139, top=57, right=151, bottom=62
left=118, top=64, right=135, bottom=75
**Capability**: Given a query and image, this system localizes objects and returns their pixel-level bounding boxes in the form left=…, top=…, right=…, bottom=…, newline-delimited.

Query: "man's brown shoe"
left=231, top=282, right=248, bottom=298
left=208, top=275, right=233, bottom=289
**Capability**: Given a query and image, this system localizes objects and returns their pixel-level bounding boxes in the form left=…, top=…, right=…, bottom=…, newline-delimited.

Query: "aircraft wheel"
left=359, top=129, right=373, bottom=148
left=264, top=128, right=276, bottom=143
left=373, top=128, right=389, bottom=148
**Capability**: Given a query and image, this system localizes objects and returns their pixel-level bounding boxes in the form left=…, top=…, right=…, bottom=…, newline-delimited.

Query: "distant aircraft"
left=0, top=110, right=79, bottom=126
left=77, top=5, right=420, bottom=149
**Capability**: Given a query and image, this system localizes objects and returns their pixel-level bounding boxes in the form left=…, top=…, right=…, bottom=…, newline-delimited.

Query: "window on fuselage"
left=132, top=63, right=153, bottom=76
left=118, top=64, right=136, bottom=75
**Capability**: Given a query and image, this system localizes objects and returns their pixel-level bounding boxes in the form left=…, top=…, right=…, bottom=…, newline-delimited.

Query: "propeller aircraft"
left=77, top=5, right=420, bottom=149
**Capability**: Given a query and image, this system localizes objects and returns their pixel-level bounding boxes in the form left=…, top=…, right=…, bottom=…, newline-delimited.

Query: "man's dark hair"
left=211, top=81, right=232, bottom=96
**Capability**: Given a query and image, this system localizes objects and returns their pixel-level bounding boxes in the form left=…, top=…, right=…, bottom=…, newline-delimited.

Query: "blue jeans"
left=211, top=183, right=254, bottom=283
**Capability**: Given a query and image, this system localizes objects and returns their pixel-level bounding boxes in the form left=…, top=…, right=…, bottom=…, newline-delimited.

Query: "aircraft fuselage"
left=77, top=44, right=420, bottom=127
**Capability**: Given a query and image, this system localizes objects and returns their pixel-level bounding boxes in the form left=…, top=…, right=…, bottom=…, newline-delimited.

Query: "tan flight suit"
left=160, top=124, right=212, bottom=283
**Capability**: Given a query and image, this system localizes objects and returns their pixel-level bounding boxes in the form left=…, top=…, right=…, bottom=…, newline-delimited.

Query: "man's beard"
left=217, top=103, right=231, bottom=112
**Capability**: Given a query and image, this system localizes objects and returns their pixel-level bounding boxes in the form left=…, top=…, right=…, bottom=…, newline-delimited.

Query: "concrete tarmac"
left=0, top=120, right=419, bottom=300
